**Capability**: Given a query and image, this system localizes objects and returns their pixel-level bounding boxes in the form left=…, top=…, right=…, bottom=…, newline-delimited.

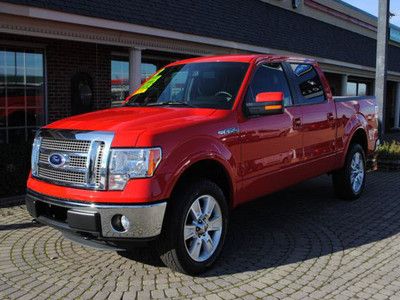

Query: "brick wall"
left=46, top=40, right=112, bottom=122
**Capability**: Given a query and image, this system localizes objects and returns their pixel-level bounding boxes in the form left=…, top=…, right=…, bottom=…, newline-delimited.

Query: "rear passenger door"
left=286, top=63, right=337, bottom=173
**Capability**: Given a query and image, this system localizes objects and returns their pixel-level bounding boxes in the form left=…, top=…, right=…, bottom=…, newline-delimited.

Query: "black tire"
left=332, top=143, right=366, bottom=200
left=156, top=179, right=229, bottom=275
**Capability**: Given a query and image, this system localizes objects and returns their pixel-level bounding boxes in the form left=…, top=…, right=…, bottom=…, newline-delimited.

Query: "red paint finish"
left=27, top=55, right=378, bottom=208
left=255, top=92, right=284, bottom=103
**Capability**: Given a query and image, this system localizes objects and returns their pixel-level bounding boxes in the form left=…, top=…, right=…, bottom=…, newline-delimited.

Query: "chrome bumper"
left=26, top=190, right=166, bottom=239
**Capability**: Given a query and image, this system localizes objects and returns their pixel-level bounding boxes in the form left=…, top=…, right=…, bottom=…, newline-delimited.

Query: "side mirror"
left=246, top=92, right=284, bottom=116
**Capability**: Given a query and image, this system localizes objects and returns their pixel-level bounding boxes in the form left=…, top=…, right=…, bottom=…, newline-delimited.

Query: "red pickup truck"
left=26, top=55, right=379, bottom=274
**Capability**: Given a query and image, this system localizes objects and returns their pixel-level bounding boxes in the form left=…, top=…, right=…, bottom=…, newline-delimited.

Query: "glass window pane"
left=27, top=68, right=43, bottom=85
left=16, top=52, right=24, bottom=67
left=0, top=108, right=5, bottom=127
left=141, top=63, right=157, bottom=82
left=7, top=88, right=25, bottom=107
left=0, top=51, right=5, bottom=85
left=347, top=82, right=357, bottom=96
left=0, top=130, right=6, bottom=143
left=246, top=63, right=292, bottom=106
left=1, top=50, right=44, bottom=144
left=0, top=50, right=5, bottom=67
left=26, top=87, right=43, bottom=107
left=0, top=66, right=5, bottom=85
left=5, top=67, right=16, bottom=85
left=358, top=83, right=367, bottom=96
left=8, top=108, right=25, bottom=126
left=5, top=51, right=15, bottom=67
left=290, top=64, right=325, bottom=104
left=25, top=53, right=42, bottom=69
left=8, top=128, right=26, bottom=144
left=0, top=88, right=5, bottom=107
left=27, top=107, right=44, bottom=126
left=111, top=59, right=129, bottom=106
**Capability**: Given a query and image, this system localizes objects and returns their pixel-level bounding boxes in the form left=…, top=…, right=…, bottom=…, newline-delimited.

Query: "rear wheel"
left=156, top=179, right=228, bottom=275
left=332, top=143, right=366, bottom=200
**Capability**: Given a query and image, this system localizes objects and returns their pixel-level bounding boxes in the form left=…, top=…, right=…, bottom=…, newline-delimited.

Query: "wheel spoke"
left=208, top=216, right=222, bottom=232
left=189, top=237, right=202, bottom=260
left=184, top=225, right=196, bottom=240
left=203, top=233, right=214, bottom=253
left=190, top=200, right=202, bottom=220
left=203, top=196, right=215, bottom=219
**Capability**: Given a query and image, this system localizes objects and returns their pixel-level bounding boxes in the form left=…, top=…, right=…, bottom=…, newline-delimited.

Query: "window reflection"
left=290, top=64, right=325, bottom=104
left=111, top=59, right=159, bottom=107
left=0, top=49, right=45, bottom=144
left=347, top=80, right=370, bottom=96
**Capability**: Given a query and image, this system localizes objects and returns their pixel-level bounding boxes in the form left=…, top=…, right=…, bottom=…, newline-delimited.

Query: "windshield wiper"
left=147, top=101, right=196, bottom=108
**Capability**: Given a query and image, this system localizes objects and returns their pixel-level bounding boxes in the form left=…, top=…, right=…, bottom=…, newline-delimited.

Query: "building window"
left=111, top=59, right=129, bottom=107
left=111, top=59, right=158, bottom=107
left=347, top=79, right=371, bottom=96
left=0, top=48, right=45, bottom=144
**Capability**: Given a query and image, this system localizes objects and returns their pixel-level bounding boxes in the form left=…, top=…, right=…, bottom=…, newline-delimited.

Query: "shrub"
left=376, top=140, right=400, bottom=160
left=0, top=142, right=32, bottom=198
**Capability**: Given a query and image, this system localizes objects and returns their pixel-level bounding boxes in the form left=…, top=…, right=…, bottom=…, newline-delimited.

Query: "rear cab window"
left=289, top=64, right=326, bottom=105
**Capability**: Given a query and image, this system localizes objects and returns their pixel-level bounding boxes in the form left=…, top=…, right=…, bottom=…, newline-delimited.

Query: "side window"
left=245, top=63, right=292, bottom=107
left=290, top=64, right=325, bottom=104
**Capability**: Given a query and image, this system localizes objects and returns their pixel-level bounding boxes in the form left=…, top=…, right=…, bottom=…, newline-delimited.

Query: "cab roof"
left=167, top=54, right=317, bottom=66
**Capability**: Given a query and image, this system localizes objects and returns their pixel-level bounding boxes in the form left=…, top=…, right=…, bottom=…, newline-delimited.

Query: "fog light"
left=111, top=214, right=130, bottom=232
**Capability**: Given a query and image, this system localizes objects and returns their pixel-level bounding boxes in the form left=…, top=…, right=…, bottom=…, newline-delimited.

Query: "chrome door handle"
left=293, top=117, right=302, bottom=128
left=327, top=113, right=335, bottom=120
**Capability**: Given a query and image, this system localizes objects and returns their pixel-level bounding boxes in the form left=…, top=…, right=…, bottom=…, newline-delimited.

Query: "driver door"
left=238, top=63, right=303, bottom=203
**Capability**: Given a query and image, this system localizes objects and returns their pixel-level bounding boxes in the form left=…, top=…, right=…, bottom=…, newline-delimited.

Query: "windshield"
left=125, top=62, right=249, bottom=109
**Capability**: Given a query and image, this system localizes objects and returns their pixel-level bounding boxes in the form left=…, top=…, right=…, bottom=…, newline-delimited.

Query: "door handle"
left=293, top=117, right=302, bottom=128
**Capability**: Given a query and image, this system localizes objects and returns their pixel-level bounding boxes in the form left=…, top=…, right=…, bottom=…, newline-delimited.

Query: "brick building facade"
left=1, top=0, right=400, bottom=144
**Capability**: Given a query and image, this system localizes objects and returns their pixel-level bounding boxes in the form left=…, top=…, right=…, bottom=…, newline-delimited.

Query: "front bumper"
left=26, top=190, right=167, bottom=240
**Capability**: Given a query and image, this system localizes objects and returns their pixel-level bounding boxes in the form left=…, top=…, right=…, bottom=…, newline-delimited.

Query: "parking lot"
left=1, top=171, right=400, bottom=300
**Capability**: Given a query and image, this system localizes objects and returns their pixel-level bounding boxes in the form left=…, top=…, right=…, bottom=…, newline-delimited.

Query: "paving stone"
left=0, top=173, right=400, bottom=299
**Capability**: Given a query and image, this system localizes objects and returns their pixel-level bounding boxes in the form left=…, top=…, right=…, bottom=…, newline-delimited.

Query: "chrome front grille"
left=39, top=152, right=87, bottom=168
left=38, top=166, right=87, bottom=185
left=32, top=130, right=114, bottom=190
left=40, top=138, right=91, bottom=152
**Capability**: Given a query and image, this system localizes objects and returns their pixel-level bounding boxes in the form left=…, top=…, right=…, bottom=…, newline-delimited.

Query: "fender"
left=161, top=135, right=238, bottom=205
left=339, top=113, right=368, bottom=167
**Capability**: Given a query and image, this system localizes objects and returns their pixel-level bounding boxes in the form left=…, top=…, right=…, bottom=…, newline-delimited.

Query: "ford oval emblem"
left=48, top=153, right=66, bottom=168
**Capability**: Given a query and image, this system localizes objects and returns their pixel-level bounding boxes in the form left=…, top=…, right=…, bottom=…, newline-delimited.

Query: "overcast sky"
left=342, top=0, right=400, bottom=27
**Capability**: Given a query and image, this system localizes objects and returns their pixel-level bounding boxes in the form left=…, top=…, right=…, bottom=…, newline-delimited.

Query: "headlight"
left=31, top=136, right=42, bottom=177
left=108, top=148, right=162, bottom=190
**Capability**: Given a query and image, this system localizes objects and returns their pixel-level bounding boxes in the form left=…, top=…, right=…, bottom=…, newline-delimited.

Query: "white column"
left=129, top=48, right=142, bottom=93
left=395, top=82, right=400, bottom=128
left=375, top=0, right=390, bottom=133
left=340, top=74, right=348, bottom=96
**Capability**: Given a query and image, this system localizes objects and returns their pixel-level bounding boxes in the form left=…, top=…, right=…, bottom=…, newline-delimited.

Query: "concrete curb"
left=0, top=195, right=25, bottom=208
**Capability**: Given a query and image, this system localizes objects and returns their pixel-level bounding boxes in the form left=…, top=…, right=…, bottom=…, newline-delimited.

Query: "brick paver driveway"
left=1, top=171, right=400, bottom=300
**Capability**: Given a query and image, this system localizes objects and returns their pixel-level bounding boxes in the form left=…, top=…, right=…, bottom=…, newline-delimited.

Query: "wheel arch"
left=340, top=127, right=368, bottom=166
left=169, top=159, right=235, bottom=209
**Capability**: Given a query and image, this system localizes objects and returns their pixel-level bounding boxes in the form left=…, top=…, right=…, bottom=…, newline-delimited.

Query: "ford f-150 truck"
left=26, top=55, right=379, bottom=274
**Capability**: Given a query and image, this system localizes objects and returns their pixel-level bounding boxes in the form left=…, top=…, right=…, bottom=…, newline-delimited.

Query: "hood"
left=45, top=107, right=218, bottom=146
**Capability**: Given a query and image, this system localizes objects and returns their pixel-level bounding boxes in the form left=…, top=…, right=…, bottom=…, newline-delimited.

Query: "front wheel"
left=332, top=143, right=366, bottom=200
left=156, top=179, right=228, bottom=275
